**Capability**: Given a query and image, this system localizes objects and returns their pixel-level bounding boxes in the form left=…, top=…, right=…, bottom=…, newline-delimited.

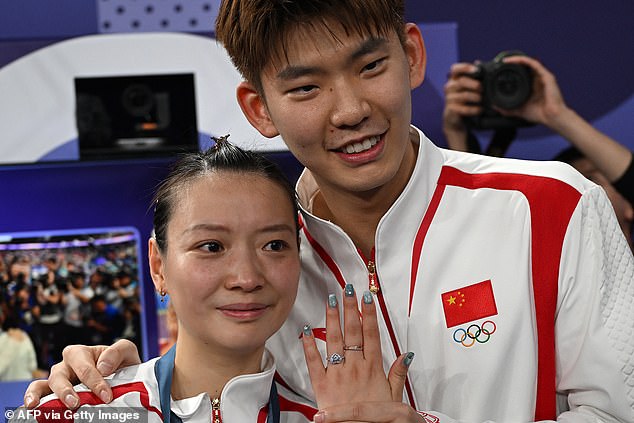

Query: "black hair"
left=152, top=136, right=299, bottom=252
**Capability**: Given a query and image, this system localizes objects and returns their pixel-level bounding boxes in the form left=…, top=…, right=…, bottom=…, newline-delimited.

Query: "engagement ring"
left=327, top=352, right=345, bottom=365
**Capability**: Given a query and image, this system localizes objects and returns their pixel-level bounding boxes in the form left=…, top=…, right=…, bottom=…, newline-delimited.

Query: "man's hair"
left=215, top=0, right=406, bottom=93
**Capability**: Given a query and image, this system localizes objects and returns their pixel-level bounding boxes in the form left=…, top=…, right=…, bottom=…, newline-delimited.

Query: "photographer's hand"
left=497, top=55, right=569, bottom=128
left=501, top=55, right=632, bottom=182
left=443, top=63, right=482, bottom=151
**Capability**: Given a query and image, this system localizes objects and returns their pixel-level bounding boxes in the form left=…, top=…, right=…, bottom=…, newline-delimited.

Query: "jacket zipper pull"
left=212, top=397, right=222, bottom=423
left=368, top=260, right=379, bottom=294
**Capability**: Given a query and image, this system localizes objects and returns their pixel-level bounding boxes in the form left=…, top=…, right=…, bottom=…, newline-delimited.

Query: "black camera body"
left=465, top=51, right=534, bottom=130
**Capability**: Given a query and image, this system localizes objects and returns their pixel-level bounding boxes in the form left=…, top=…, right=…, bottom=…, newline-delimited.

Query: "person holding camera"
left=444, top=54, right=634, bottom=246
left=443, top=54, right=633, bottom=196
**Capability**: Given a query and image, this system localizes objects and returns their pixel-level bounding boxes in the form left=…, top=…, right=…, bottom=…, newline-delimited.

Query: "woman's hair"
left=215, top=0, right=406, bottom=94
left=152, top=136, right=299, bottom=252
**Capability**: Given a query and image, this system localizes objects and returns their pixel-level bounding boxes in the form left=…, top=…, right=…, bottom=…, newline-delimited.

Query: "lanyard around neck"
left=154, top=345, right=279, bottom=423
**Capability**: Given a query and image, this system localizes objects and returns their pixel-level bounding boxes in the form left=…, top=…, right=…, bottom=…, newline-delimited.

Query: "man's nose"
left=329, top=80, right=371, bottom=128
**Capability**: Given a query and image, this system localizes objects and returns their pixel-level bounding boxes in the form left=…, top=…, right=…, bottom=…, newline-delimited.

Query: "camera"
left=465, top=51, right=534, bottom=130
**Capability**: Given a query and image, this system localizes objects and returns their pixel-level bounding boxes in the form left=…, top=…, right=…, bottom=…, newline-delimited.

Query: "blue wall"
left=2, top=1, right=631, bottom=157
left=405, top=1, right=634, bottom=158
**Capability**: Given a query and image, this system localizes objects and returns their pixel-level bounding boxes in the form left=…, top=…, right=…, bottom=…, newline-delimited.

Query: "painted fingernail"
left=363, top=290, right=373, bottom=304
left=328, top=293, right=337, bottom=308
left=303, top=324, right=312, bottom=337
left=404, top=351, right=415, bottom=367
left=344, top=283, right=354, bottom=297
left=65, top=393, right=79, bottom=409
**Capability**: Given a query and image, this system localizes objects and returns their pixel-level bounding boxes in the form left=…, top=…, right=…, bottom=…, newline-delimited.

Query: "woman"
left=20, top=138, right=414, bottom=422
left=20, top=138, right=313, bottom=422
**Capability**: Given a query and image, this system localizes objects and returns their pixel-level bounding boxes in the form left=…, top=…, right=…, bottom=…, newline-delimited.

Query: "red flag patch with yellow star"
left=441, top=280, right=497, bottom=328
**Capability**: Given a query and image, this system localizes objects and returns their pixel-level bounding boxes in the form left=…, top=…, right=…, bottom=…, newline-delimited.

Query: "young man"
left=26, top=1, right=634, bottom=422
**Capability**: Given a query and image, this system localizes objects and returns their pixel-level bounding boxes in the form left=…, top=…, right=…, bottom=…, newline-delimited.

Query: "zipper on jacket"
left=367, top=260, right=380, bottom=294
left=212, top=397, right=222, bottom=423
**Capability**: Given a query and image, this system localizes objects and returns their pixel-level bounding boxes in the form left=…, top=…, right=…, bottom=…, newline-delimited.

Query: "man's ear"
left=236, top=81, right=280, bottom=138
left=148, top=237, right=166, bottom=294
left=403, top=23, right=427, bottom=90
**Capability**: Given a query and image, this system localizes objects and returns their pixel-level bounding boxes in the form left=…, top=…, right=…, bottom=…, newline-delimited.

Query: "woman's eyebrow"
left=258, top=223, right=296, bottom=234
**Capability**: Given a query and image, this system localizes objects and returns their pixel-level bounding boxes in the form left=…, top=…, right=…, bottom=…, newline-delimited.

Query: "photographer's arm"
left=549, top=108, right=632, bottom=182
left=502, top=55, right=632, bottom=182
left=24, top=339, right=140, bottom=409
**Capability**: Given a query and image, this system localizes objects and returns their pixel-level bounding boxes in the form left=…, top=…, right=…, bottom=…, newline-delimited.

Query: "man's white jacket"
left=268, top=126, right=634, bottom=423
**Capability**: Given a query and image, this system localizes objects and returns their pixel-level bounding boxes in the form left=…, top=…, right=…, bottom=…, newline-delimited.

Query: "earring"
left=159, top=288, right=166, bottom=302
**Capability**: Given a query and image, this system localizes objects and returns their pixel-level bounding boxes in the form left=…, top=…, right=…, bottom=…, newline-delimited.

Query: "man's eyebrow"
left=348, top=36, right=388, bottom=64
left=276, top=65, right=323, bottom=81
left=275, top=36, right=389, bottom=81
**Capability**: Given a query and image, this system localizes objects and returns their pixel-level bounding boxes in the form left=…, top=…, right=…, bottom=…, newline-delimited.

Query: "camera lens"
left=496, top=69, right=522, bottom=95
left=489, top=64, right=532, bottom=109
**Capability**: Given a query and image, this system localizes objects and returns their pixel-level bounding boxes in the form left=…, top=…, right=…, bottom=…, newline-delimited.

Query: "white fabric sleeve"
left=415, top=185, right=634, bottom=423
left=556, top=185, right=634, bottom=423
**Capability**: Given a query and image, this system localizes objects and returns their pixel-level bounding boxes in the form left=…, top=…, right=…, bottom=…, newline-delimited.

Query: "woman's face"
left=149, top=171, right=300, bottom=355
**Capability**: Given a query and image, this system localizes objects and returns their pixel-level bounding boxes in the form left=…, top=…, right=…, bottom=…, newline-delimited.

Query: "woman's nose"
left=224, top=250, right=264, bottom=292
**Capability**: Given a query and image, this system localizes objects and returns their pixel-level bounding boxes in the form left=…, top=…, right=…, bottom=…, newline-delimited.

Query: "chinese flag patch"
left=441, top=280, right=497, bottom=328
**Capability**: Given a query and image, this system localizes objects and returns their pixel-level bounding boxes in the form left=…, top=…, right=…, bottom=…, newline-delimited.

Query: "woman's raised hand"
left=302, top=284, right=423, bottom=422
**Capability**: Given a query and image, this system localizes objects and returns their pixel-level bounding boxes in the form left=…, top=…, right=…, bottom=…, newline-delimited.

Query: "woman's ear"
left=148, top=237, right=166, bottom=294
left=403, top=23, right=427, bottom=90
left=236, top=81, right=280, bottom=138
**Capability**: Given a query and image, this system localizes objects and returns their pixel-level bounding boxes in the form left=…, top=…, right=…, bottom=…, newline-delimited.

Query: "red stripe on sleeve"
left=36, top=381, right=162, bottom=423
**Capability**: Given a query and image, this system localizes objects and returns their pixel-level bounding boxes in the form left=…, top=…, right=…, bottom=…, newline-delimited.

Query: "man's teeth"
left=343, top=136, right=379, bottom=154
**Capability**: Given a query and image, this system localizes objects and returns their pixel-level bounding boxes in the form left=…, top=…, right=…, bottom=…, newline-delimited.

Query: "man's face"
left=244, top=23, right=425, bottom=198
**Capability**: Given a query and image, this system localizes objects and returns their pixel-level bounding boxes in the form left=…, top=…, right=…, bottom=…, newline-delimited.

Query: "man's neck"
left=312, top=190, right=384, bottom=258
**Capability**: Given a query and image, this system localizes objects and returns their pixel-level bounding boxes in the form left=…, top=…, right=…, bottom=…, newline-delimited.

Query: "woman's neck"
left=171, top=331, right=265, bottom=401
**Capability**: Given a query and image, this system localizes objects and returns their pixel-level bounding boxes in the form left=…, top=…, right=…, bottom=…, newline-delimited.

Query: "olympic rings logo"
left=452, top=320, right=496, bottom=347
